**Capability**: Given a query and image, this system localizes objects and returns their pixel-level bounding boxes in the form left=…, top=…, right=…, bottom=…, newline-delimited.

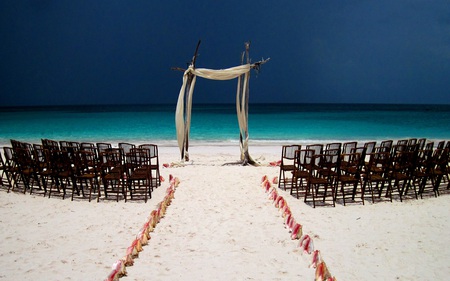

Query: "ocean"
left=1, top=103, right=449, bottom=146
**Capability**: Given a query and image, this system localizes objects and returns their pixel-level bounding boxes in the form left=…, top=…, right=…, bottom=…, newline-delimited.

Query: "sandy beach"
left=0, top=145, right=449, bottom=280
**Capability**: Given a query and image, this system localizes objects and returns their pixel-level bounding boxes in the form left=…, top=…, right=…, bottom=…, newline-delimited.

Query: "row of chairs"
left=0, top=139, right=161, bottom=203
left=278, top=139, right=450, bottom=207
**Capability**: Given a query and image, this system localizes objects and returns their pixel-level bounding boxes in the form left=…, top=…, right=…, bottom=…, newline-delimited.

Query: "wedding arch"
left=174, top=41, right=269, bottom=165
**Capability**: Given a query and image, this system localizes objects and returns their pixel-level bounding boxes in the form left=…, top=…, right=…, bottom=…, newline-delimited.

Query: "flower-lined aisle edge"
left=261, top=175, right=337, bottom=281
left=105, top=175, right=181, bottom=281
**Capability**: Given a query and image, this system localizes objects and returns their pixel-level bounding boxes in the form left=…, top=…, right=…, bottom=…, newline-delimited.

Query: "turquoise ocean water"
left=1, top=104, right=449, bottom=146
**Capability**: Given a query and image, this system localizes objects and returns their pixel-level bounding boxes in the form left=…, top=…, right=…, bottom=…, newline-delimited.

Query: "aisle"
left=126, top=165, right=314, bottom=280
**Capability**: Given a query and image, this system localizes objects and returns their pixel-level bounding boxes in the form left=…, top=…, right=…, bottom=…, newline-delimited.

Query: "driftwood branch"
left=171, top=40, right=202, bottom=72
left=251, top=58, right=271, bottom=72
left=191, top=40, right=201, bottom=67
left=171, top=67, right=186, bottom=72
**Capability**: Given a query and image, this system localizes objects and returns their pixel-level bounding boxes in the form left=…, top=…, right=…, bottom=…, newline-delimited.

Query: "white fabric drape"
left=175, top=64, right=252, bottom=161
left=191, top=64, right=251, bottom=80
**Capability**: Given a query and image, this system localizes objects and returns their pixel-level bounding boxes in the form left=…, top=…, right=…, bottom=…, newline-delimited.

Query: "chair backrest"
left=280, top=145, right=301, bottom=162
left=380, top=140, right=393, bottom=153
left=391, top=150, right=415, bottom=174
left=424, top=142, right=434, bottom=151
left=48, top=150, right=73, bottom=174
left=325, top=142, right=341, bottom=152
left=0, top=151, right=6, bottom=176
left=0, top=151, right=5, bottom=167
left=294, top=149, right=307, bottom=171
left=80, top=142, right=96, bottom=150
left=342, top=141, right=357, bottom=154
left=60, top=141, right=80, bottom=159
left=59, top=140, right=70, bottom=148
left=127, top=147, right=150, bottom=169
left=10, top=139, right=23, bottom=149
left=392, top=144, right=407, bottom=155
left=363, top=141, right=377, bottom=154
left=32, top=145, right=47, bottom=169
left=417, top=138, right=426, bottom=151
left=101, top=148, right=123, bottom=173
left=96, top=142, right=112, bottom=155
left=366, top=151, right=390, bottom=174
left=42, top=139, right=60, bottom=151
left=139, top=144, right=159, bottom=159
left=309, top=154, right=322, bottom=173
left=339, top=152, right=364, bottom=176
left=3, top=147, right=16, bottom=167
left=407, top=138, right=417, bottom=147
left=306, top=144, right=323, bottom=156
left=33, top=143, right=43, bottom=150
left=323, top=148, right=340, bottom=165
left=69, top=141, right=80, bottom=149
left=321, top=148, right=340, bottom=175
left=13, top=147, right=34, bottom=171
left=74, top=150, right=98, bottom=176
left=119, top=142, right=136, bottom=159
left=351, top=146, right=367, bottom=165
left=416, top=145, right=434, bottom=167
left=309, top=153, right=333, bottom=178
left=432, top=147, right=449, bottom=168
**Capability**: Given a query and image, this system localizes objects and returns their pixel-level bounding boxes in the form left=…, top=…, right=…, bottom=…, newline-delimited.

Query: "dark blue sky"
left=1, top=1, right=450, bottom=106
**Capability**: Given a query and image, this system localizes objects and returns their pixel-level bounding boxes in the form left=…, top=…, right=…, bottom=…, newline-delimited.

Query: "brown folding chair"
left=0, top=150, right=13, bottom=188
left=411, top=145, right=435, bottom=199
left=47, top=150, right=76, bottom=199
left=3, top=147, right=18, bottom=191
left=291, top=149, right=313, bottom=199
left=73, top=150, right=101, bottom=202
left=13, top=147, right=40, bottom=193
left=139, top=144, right=161, bottom=187
left=385, top=146, right=415, bottom=202
left=32, top=145, right=53, bottom=196
left=336, top=152, right=364, bottom=205
left=125, top=148, right=152, bottom=202
left=278, top=145, right=301, bottom=190
left=305, top=153, right=336, bottom=208
left=101, top=148, right=126, bottom=202
left=362, top=151, right=391, bottom=203
left=428, top=147, right=449, bottom=196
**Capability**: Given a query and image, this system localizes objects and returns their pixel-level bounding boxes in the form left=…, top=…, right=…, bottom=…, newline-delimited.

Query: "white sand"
left=0, top=145, right=449, bottom=280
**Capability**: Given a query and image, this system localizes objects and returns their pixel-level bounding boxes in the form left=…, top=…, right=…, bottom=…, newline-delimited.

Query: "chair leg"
left=278, top=168, right=283, bottom=189
left=341, top=184, right=346, bottom=206
left=290, top=176, right=298, bottom=198
left=359, top=181, right=364, bottom=205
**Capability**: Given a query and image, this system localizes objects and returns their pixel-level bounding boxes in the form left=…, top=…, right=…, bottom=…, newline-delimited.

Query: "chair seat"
left=281, top=164, right=296, bottom=170
left=129, top=173, right=148, bottom=180
left=391, top=172, right=409, bottom=181
left=292, top=170, right=309, bottom=178
left=339, top=175, right=359, bottom=183
left=105, top=173, right=122, bottom=180
left=366, top=174, right=384, bottom=181
left=77, top=173, right=96, bottom=179
left=309, top=177, right=328, bottom=185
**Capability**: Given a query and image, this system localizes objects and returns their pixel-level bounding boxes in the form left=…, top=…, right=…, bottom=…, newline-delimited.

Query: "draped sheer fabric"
left=175, top=64, right=253, bottom=162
